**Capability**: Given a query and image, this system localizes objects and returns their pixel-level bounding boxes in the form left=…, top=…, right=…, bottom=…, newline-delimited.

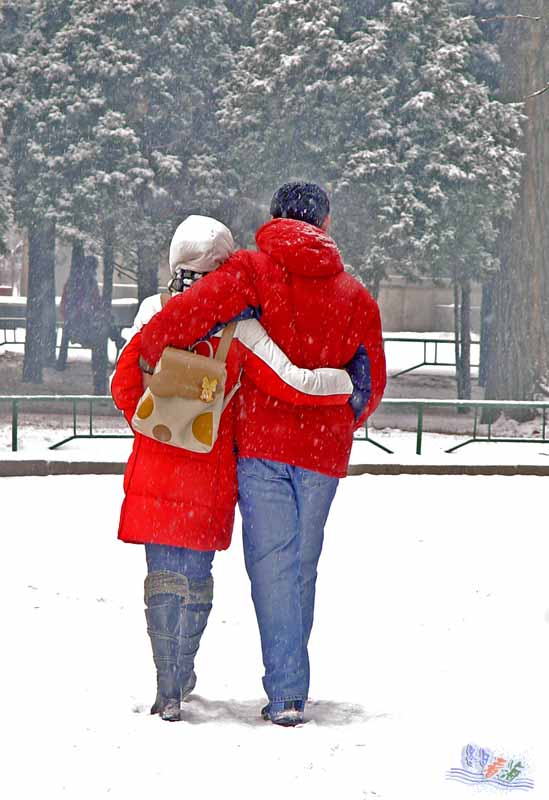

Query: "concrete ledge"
left=2, top=460, right=549, bottom=478
left=0, top=461, right=126, bottom=477
left=347, top=463, right=549, bottom=477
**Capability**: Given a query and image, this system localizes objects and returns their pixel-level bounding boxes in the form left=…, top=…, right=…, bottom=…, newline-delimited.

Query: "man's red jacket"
left=112, top=327, right=352, bottom=550
left=141, top=218, right=386, bottom=478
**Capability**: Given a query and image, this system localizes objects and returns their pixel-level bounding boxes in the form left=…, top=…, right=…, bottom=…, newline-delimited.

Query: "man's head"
left=270, top=182, right=330, bottom=230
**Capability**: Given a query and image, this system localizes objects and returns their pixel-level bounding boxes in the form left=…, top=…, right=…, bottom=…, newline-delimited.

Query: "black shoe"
left=261, top=700, right=305, bottom=727
left=160, top=698, right=182, bottom=722
left=150, top=696, right=180, bottom=718
left=150, top=695, right=182, bottom=721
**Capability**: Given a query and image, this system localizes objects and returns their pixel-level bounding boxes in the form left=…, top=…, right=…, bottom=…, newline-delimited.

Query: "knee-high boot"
left=144, top=570, right=213, bottom=722
left=178, top=574, right=214, bottom=694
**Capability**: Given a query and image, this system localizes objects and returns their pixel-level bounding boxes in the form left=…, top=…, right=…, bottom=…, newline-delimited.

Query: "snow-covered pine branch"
left=480, top=15, right=542, bottom=23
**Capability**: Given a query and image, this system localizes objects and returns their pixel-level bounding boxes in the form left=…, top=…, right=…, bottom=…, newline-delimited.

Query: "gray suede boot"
left=145, top=570, right=213, bottom=722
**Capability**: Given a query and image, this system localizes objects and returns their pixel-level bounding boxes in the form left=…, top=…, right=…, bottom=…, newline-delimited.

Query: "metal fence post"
left=416, top=404, right=424, bottom=455
left=473, top=407, right=479, bottom=441
left=12, top=399, right=18, bottom=452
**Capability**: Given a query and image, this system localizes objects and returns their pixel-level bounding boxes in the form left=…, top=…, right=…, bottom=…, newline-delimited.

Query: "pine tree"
left=51, top=0, right=239, bottom=298
left=224, top=0, right=266, bottom=39
left=6, top=0, right=240, bottom=389
left=221, top=1, right=346, bottom=189
left=372, top=1, right=524, bottom=396
left=483, top=1, right=549, bottom=412
left=0, top=1, right=31, bottom=257
left=3, top=0, right=71, bottom=381
left=222, top=0, right=524, bottom=397
left=0, top=70, right=13, bottom=257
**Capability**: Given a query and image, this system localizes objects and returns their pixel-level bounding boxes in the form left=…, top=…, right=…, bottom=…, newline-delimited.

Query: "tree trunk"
left=485, top=1, right=549, bottom=419
left=459, top=279, right=472, bottom=400
left=22, top=220, right=56, bottom=383
left=43, top=223, right=57, bottom=366
left=137, top=241, right=158, bottom=305
left=92, top=233, right=115, bottom=395
left=454, top=278, right=472, bottom=402
left=479, top=278, right=495, bottom=387
left=453, top=279, right=462, bottom=396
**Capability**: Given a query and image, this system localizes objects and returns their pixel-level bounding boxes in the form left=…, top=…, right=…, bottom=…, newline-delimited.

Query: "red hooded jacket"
left=140, top=218, right=386, bottom=478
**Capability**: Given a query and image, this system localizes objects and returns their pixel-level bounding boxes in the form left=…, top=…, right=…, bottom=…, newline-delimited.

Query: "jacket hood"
left=255, top=218, right=344, bottom=278
left=169, top=215, right=235, bottom=274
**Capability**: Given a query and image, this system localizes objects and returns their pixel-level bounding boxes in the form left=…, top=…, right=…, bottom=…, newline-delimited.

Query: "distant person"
left=57, top=255, right=124, bottom=371
left=139, top=183, right=386, bottom=726
left=111, top=215, right=357, bottom=722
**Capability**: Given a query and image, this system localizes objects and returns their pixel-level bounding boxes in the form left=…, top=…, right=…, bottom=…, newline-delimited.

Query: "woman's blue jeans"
left=145, top=544, right=215, bottom=579
left=237, top=457, right=339, bottom=706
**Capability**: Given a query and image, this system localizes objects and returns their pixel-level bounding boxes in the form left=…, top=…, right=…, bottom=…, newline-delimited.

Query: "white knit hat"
left=169, top=215, right=235, bottom=275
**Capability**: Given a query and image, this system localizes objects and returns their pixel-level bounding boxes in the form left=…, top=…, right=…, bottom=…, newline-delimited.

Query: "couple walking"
left=111, top=182, right=386, bottom=726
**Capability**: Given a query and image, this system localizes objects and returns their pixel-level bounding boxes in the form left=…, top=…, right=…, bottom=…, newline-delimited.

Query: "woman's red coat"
left=112, top=332, right=240, bottom=551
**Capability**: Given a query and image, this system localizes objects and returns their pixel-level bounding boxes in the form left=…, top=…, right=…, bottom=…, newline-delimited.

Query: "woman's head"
left=168, top=215, right=235, bottom=293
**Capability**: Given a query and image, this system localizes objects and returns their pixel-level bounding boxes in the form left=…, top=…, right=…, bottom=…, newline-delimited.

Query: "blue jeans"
left=237, top=458, right=339, bottom=705
left=145, top=544, right=215, bottom=580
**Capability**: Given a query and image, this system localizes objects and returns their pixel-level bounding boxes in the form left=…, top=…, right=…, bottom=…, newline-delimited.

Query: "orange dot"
left=192, top=413, right=214, bottom=446
left=136, top=395, right=154, bottom=419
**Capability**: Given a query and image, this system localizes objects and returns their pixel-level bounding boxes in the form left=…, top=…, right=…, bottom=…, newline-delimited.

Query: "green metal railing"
left=383, top=337, right=480, bottom=377
left=0, top=318, right=27, bottom=347
left=1, top=395, right=548, bottom=455
left=360, top=398, right=549, bottom=455
left=0, top=395, right=133, bottom=452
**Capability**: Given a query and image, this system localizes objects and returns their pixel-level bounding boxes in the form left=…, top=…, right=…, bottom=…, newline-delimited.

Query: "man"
left=140, top=182, right=386, bottom=726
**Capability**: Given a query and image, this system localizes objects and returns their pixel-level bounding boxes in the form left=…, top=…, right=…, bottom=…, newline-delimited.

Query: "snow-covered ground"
left=4, top=473, right=548, bottom=799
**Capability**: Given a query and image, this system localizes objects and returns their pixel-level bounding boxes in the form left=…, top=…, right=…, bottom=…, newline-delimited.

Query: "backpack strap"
left=214, top=322, right=237, bottom=364
left=160, top=293, right=171, bottom=308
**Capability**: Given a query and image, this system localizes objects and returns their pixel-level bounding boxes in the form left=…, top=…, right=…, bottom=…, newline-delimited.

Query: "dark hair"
left=270, top=182, right=330, bottom=228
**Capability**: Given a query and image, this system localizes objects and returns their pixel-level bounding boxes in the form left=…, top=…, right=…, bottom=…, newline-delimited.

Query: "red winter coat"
left=112, top=324, right=352, bottom=550
left=140, top=219, right=386, bottom=478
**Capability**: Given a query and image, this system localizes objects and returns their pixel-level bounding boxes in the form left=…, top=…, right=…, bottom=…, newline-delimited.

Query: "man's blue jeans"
left=237, top=457, right=339, bottom=705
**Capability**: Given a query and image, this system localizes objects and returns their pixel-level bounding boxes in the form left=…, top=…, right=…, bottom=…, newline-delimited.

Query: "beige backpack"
left=132, top=310, right=239, bottom=453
